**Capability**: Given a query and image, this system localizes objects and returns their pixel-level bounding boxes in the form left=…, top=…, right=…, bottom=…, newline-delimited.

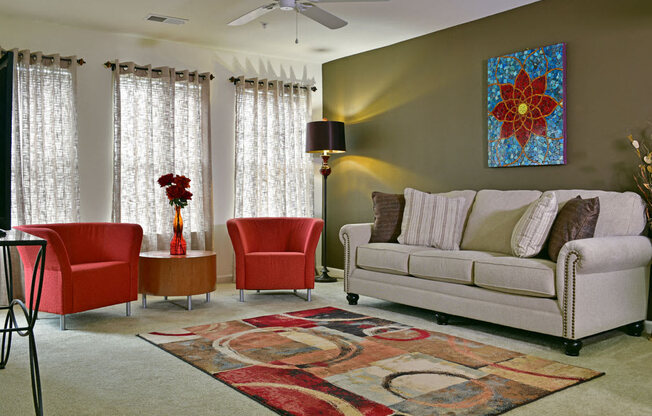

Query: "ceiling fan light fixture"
left=279, top=0, right=295, bottom=10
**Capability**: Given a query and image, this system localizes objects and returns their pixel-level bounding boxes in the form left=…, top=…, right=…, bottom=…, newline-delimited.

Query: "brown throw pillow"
left=547, top=196, right=600, bottom=262
left=369, top=192, right=405, bottom=243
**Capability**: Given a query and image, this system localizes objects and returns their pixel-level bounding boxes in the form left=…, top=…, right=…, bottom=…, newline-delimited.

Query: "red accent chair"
left=14, top=223, right=143, bottom=330
left=227, top=217, right=323, bottom=302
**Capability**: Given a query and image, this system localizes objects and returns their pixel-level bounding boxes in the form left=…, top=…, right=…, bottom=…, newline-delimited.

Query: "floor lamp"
left=306, top=120, right=346, bottom=283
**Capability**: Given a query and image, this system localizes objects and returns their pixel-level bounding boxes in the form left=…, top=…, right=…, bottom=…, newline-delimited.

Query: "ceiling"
left=0, top=0, right=539, bottom=63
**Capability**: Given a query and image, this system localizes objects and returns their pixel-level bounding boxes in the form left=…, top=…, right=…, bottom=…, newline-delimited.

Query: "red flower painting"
left=491, top=69, right=559, bottom=147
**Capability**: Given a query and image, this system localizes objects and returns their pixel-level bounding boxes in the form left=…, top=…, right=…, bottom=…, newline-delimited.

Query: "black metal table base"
left=1, top=232, right=47, bottom=416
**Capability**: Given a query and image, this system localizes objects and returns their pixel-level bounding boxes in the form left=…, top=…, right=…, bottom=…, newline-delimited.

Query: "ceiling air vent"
left=145, top=14, right=188, bottom=25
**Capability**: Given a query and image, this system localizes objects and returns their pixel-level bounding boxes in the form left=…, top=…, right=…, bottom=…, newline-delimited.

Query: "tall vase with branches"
left=627, top=134, right=652, bottom=227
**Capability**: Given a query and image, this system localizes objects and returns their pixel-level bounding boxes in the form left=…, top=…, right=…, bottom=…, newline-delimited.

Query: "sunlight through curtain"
left=234, top=77, right=313, bottom=218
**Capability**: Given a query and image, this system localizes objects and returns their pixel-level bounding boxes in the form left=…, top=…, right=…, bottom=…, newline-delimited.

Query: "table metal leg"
left=28, top=332, right=43, bottom=416
left=187, top=296, right=192, bottom=311
left=142, top=294, right=147, bottom=309
left=1, top=312, right=13, bottom=369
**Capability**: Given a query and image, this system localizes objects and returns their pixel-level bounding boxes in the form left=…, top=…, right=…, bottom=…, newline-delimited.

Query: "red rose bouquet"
left=158, top=173, right=193, bottom=209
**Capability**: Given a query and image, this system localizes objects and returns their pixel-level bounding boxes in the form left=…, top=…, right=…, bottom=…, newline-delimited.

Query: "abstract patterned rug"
left=139, top=307, right=603, bottom=415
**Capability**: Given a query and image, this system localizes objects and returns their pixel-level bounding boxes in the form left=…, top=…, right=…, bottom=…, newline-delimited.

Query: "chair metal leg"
left=164, top=296, right=168, bottom=300
left=257, top=290, right=260, bottom=293
left=294, top=289, right=297, bottom=294
left=307, top=289, right=311, bottom=302
left=60, top=315, right=66, bottom=331
left=126, top=302, right=131, bottom=317
left=187, top=296, right=192, bottom=311
left=206, top=292, right=210, bottom=303
left=142, top=294, right=147, bottom=309
left=239, top=290, right=244, bottom=302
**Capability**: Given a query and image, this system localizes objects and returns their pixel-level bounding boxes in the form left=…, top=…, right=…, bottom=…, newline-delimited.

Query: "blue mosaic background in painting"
left=487, top=43, right=566, bottom=167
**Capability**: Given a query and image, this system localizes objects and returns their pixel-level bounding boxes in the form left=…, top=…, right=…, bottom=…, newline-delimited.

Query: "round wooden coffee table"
left=139, top=250, right=216, bottom=310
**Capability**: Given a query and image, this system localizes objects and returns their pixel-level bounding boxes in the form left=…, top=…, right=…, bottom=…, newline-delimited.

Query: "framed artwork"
left=488, top=43, right=566, bottom=167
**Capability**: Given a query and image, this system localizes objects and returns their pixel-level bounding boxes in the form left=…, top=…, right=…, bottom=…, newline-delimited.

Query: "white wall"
left=0, top=14, right=323, bottom=282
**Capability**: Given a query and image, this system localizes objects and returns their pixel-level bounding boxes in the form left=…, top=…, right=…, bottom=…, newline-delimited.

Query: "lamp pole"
left=305, top=120, right=345, bottom=283
left=316, top=152, right=337, bottom=282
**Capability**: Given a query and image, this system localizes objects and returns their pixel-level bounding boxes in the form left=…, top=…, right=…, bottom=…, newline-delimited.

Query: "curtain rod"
left=1, top=51, right=85, bottom=66
left=104, top=61, right=214, bottom=80
left=229, top=76, right=317, bottom=92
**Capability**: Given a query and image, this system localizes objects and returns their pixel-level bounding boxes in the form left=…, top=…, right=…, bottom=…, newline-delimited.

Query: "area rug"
left=138, top=307, right=603, bottom=415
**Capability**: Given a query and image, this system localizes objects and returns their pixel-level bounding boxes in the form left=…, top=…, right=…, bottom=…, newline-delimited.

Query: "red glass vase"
left=170, top=205, right=187, bottom=255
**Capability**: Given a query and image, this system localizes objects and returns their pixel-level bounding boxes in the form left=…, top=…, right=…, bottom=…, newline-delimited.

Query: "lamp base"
left=315, top=267, right=338, bottom=283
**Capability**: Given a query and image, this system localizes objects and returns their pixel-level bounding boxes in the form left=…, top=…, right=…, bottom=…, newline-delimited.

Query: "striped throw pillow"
left=397, top=188, right=467, bottom=250
left=511, top=191, right=558, bottom=258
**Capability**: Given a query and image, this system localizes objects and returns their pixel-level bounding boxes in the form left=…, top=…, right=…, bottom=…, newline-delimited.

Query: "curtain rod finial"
left=103, top=61, right=112, bottom=68
left=210, top=74, right=215, bottom=80
left=77, top=58, right=86, bottom=66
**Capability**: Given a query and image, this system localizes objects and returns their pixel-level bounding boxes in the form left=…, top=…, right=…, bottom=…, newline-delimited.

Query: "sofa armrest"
left=556, top=235, right=652, bottom=339
left=556, top=236, right=652, bottom=275
left=339, top=223, right=373, bottom=292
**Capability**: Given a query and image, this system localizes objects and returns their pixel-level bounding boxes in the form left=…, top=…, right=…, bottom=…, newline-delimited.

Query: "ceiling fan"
left=228, top=0, right=389, bottom=30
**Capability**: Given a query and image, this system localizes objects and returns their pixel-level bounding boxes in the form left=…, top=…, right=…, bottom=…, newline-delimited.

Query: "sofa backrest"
left=438, top=190, right=477, bottom=230
left=553, top=190, right=646, bottom=237
left=460, top=190, right=542, bottom=254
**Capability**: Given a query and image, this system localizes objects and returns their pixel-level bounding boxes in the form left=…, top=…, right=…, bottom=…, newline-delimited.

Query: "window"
left=234, top=78, right=313, bottom=217
left=112, top=63, right=212, bottom=250
left=9, top=50, right=81, bottom=225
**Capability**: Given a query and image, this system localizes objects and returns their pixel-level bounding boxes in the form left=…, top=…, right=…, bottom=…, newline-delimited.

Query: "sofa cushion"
left=547, top=196, right=600, bottom=262
left=461, top=190, right=542, bottom=254
left=553, top=190, right=645, bottom=237
left=511, top=191, right=558, bottom=258
left=357, top=243, right=426, bottom=275
left=474, top=257, right=556, bottom=298
left=409, top=249, right=504, bottom=285
left=369, top=192, right=405, bottom=243
left=398, top=188, right=468, bottom=249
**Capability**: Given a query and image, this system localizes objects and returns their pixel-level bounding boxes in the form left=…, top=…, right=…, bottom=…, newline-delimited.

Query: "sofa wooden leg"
left=346, top=293, right=359, bottom=305
left=624, top=320, right=644, bottom=337
left=563, top=338, right=583, bottom=356
left=434, top=312, right=449, bottom=325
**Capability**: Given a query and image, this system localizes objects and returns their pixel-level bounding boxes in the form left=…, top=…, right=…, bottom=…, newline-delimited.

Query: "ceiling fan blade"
left=311, top=0, right=389, bottom=2
left=228, top=3, right=277, bottom=26
left=299, top=4, right=347, bottom=29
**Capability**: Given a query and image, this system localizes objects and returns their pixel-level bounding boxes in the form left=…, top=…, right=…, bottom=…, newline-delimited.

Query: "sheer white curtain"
left=234, top=77, right=313, bottom=217
left=1, top=48, right=81, bottom=305
left=9, top=49, right=81, bottom=225
left=112, top=61, right=213, bottom=251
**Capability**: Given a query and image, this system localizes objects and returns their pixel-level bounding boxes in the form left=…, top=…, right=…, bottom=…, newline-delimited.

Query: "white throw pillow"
left=511, top=191, right=558, bottom=257
left=398, top=188, right=467, bottom=250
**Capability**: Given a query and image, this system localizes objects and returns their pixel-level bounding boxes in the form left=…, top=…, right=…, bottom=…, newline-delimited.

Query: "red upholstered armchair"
left=14, top=223, right=143, bottom=330
left=227, top=217, right=323, bottom=302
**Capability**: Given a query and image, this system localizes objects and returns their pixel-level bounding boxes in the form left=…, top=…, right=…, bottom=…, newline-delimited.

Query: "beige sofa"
left=339, top=189, right=652, bottom=355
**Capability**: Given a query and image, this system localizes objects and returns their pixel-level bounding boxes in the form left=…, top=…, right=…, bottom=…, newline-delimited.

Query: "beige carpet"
left=1, top=281, right=651, bottom=415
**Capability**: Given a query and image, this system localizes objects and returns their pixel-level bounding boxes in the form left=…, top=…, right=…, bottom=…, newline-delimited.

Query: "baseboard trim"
left=645, top=320, right=652, bottom=335
left=216, top=274, right=233, bottom=284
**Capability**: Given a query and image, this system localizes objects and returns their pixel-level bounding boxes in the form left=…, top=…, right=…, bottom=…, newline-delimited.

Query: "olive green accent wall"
left=322, top=0, right=652, bottom=318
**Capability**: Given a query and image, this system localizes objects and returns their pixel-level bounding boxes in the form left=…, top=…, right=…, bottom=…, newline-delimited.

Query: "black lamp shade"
left=305, top=121, right=346, bottom=154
